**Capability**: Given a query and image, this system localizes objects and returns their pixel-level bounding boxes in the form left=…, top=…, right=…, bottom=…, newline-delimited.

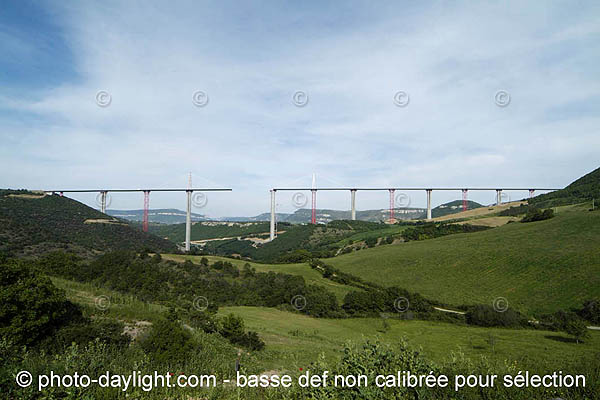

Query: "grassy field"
left=219, top=306, right=600, bottom=372
left=332, top=224, right=408, bottom=247
left=51, top=277, right=167, bottom=321
left=51, top=274, right=600, bottom=377
left=161, top=254, right=356, bottom=301
left=326, top=204, right=600, bottom=315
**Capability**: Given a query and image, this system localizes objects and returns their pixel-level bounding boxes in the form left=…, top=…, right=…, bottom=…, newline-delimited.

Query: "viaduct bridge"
left=268, top=187, right=560, bottom=241
left=42, top=185, right=560, bottom=251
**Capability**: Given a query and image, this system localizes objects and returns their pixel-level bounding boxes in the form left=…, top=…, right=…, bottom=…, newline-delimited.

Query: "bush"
left=499, top=204, right=529, bottom=216
left=401, top=223, right=489, bottom=241
left=187, top=310, right=220, bottom=334
left=303, top=285, right=340, bottom=317
left=578, top=298, right=600, bottom=324
left=539, top=310, right=590, bottom=343
left=46, top=319, right=130, bottom=351
left=365, top=237, right=378, bottom=248
left=219, top=313, right=265, bottom=350
left=521, top=207, right=554, bottom=222
left=342, top=287, right=434, bottom=317
left=0, top=259, right=84, bottom=347
left=564, top=317, right=589, bottom=344
left=465, top=304, right=526, bottom=328
left=139, top=318, right=197, bottom=365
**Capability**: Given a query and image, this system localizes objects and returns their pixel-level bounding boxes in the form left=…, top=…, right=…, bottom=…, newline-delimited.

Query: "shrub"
left=499, top=204, right=530, bottom=216
left=220, top=313, right=245, bottom=339
left=187, top=310, right=221, bottom=334
left=46, top=319, right=130, bottom=351
left=578, top=298, right=600, bottom=324
left=303, top=285, right=340, bottom=317
left=540, top=310, right=590, bottom=343
left=139, top=318, right=197, bottom=365
left=0, top=259, right=84, bottom=346
left=465, top=304, right=526, bottom=328
left=521, top=207, right=554, bottom=222
left=236, top=331, right=265, bottom=351
left=564, top=317, right=589, bottom=344
left=219, top=313, right=265, bottom=350
left=365, top=237, right=378, bottom=248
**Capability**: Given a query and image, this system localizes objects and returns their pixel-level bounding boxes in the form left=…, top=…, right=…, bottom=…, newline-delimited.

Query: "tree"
left=564, top=317, right=589, bottom=344
left=220, top=313, right=245, bottom=340
left=579, top=298, right=600, bottom=324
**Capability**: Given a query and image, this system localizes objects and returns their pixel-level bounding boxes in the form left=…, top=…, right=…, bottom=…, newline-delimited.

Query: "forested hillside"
left=0, top=190, right=177, bottom=257
left=530, top=166, right=600, bottom=208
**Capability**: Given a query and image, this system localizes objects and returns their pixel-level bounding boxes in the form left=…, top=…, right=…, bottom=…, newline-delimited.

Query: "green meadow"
left=218, top=306, right=599, bottom=372
left=326, top=205, right=600, bottom=314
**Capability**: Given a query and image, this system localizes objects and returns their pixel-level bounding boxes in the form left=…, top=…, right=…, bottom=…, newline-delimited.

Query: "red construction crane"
left=143, top=190, right=150, bottom=232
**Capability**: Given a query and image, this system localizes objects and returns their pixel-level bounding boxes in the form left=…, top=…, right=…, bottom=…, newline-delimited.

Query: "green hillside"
left=432, top=200, right=483, bottom=218
left=202, top=220, right=402, bottom=262
left=150, top=220, right=273, bottom=242
left=162, top=254, right=358, bottom=301
left=530, top=166, right=600, bottom=208
left=0, top=190, right=177, bottom=257
left=327, top=204, right=600, bottom=315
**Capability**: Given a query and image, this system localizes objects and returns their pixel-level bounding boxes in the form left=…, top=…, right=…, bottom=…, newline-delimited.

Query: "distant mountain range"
left=107, top=208, right=209, bottom=224
left=107, top=201, right=486, bottom=225
left=108, top=207, right=428, bottom=224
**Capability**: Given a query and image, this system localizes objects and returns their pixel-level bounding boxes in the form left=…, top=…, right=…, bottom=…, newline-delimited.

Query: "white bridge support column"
left=270, top=190, right=276, bottom=241
left=350, top=189, right=356, bottom=220
left=185, top=190, right=192, bottom=252
left=426, top=189, right=432, bottom=220
left=496, top=189, right=502, bottom=206
left=100, top=191, right=107, bottom=214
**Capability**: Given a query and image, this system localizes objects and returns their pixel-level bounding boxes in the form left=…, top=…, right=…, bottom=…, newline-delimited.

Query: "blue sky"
left=1, top=1, right=599, bottom=216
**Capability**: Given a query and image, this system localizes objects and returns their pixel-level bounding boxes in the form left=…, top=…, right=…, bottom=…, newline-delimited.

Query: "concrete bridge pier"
left=496, top=189, right=503, bottom=205
left=270, top=190, right=276, bottom=241
left=426, top=189, right=432, bottom=220
left=350, top=189, right=356, bottom=220
left=100, top=191, right=107, bottom=214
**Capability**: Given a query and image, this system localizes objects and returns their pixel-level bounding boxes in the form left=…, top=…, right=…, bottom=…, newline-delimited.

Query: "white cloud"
left=1, top=1, right=599, bottom=215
